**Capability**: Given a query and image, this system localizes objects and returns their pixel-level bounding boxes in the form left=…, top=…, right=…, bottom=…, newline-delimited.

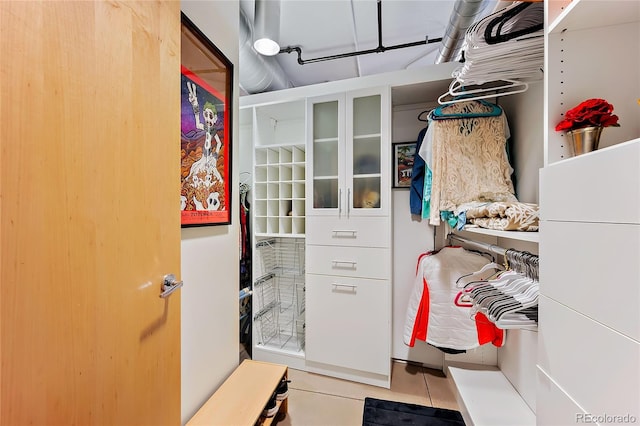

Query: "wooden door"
left=1, top=2, right=181, bottom=424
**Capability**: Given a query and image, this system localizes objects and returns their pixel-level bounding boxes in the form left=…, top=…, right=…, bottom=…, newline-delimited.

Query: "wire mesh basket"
left=296, top=282, right=306, bottom=315
left=253, top=272, right=276, bottom=312
left=254, top=301, right=279, bottom=346
left=256, top=238, right=305, bottom=276
left=253, top=237, right=306, bottom=352
left=296, top=319, right=306, bottom=351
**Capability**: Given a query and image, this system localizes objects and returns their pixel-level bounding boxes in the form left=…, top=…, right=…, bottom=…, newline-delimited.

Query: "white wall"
left=500, top=81, right=543, bottom=204
left=390, top=104, right=444, bottom=367
left=180, top=2, right=241, bottom=424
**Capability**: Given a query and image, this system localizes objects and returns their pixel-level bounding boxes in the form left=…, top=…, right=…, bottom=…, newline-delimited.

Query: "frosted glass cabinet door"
left=350, top=94, right=381, bottom=210
left=307, top=87, right=388, bottom=217
left=309, top=95, right=344, bottom=213
left=347, top=88, right=389, bottom=217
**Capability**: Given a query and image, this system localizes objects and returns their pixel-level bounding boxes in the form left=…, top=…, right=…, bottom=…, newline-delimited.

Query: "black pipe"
left=280, top=36, right=443, bottom=65
left=377, top=0, right=383, bottom=51
left=278, top=0, right=443, bottom=65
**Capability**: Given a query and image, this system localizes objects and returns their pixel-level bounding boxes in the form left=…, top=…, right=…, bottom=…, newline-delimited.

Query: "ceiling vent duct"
left=435, top=0, right=489, bottom=64
left=239, top=6, right=291, bottom=94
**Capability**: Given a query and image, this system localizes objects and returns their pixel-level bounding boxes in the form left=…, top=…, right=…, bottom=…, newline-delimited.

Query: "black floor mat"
left=362, top=397, right=466, bottom=426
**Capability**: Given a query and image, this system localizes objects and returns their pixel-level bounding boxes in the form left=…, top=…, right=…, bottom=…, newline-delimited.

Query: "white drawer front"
left=540, top=220, right=640, bottom=341
left=305, top=274, right=390, bottom=376
left=305, top=216, right=390, bottom=248
left=540, top=139, right=640, bottom=224
left=536, top=366, right=588, bottom=426
left=538, top=296, right=640, bottom=421
left=306, top=245, right=390, bottom=280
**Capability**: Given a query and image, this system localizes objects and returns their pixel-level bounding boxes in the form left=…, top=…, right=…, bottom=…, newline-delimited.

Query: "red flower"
left=555, top=98, right=620, bottom=132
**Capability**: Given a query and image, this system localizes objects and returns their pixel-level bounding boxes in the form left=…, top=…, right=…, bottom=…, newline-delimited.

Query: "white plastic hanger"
left=438, top=79, right=529, bottom=105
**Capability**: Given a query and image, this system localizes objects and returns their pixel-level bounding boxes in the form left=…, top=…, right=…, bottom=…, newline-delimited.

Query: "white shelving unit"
left=455, top=227, right=539, bottom=244
left=254, top=144, right=306, bottom=237
left=545, top=0, right=640, bottom=165
left=243, top=98, right=310, bottom=368
left=537, top=1, right=639, bottom=425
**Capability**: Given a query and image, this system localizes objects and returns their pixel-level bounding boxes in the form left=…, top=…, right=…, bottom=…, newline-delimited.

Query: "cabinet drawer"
left=536, top=366, right=587, bottom=426
left=540, top=220, right=640, bottom=341
left=305, top=274, right=390, bottom=376
left=538, top=296, right=640, bottom=420
left=540, top=139, right=640, bottom=224
left=306, top=245, right=390, bottom=280
left=305, top=216, right=390, bottom=248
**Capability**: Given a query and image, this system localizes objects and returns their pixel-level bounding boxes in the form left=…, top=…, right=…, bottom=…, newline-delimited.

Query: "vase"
left=567, top=126, right=603, bottom=156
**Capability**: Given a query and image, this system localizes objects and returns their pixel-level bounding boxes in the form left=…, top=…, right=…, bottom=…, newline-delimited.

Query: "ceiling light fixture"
left=253, top=0, right=281, bottom=56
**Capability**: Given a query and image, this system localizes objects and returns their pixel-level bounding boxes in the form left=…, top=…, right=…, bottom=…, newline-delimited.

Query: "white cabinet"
left=540, top=3, right=640, bottom=419
left=306, top=86, right=390, bottom=217
left=305, top=274, right=390, bottom=376
left=538, top=140, right=640, bottom=425
left=305, top=86, right=392, bottom=388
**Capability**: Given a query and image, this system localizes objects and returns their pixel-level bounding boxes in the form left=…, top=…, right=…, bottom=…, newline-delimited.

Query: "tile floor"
left=273, top=360, right=461, bottom=426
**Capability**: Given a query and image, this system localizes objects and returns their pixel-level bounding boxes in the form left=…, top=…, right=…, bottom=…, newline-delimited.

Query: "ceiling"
left=239, top=0, right=502, bottom=95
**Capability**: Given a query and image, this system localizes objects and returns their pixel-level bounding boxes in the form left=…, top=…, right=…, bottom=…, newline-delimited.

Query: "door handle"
left=160, top=274, right=183, bottom=298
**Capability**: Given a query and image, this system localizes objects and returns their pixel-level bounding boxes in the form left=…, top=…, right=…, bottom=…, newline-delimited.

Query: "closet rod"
left=447, top=233, right=506, bottom=257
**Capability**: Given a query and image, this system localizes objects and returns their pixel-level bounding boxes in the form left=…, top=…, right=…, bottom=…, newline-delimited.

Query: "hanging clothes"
left=403, top=246, right=504, bottom=351
left=410, top=125, right=429, bottom=215
left=420, top=100, right=517, bottom=226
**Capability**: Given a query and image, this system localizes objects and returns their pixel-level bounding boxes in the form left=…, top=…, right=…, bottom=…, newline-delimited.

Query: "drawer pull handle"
left=332, top=260, right=357, bottom=268
left=332, top=230, right=357, bottom=237
left=332, top=283, right=357, bottom=292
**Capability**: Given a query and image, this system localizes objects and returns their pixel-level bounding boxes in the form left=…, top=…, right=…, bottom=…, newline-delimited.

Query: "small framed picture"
left=392, top=142, right=416, bottom=188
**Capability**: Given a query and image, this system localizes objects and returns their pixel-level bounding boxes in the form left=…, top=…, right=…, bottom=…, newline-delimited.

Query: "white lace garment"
left=429, top=103, right=517, bottom=225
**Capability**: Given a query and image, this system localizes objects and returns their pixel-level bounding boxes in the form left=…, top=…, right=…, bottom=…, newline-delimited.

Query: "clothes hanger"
left=239, top=171, right=252, bottom=211
left=467, top=270, right=520, bottom=294
left=438, top=79, right=529, bottom=105
left=483, top=2, right=543, bottom=46
left=478, top=272, right=538, bottom=321
left=484, top=281, right=537, bottom=316
left=490, top=292, right=538, bottom=323
left=430, top=97, right=503, bottom=119
left=417, top=110, right=431, bottom=122
left=455, top=262, right=503, bottom=288
left=461, top=269, right=516, bottom=292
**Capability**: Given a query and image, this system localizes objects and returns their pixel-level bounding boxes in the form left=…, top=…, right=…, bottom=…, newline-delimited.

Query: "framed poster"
left=392, top=142, right=415, bottom=188
left=180, top=13, right=233, bottom=226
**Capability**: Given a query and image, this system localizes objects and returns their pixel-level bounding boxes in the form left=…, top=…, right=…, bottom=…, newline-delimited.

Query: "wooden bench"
left=187, top=359, right=289, bottom=426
